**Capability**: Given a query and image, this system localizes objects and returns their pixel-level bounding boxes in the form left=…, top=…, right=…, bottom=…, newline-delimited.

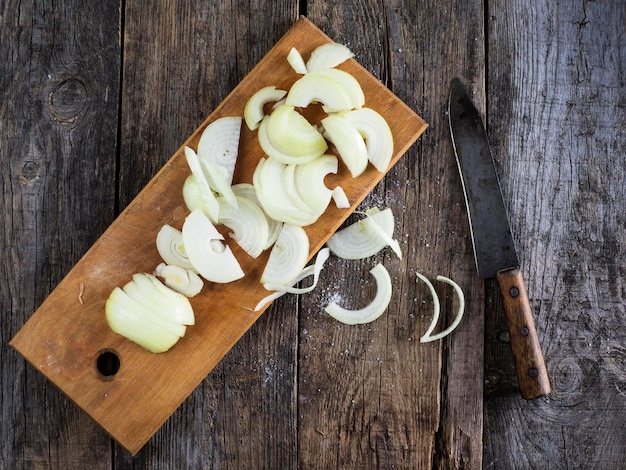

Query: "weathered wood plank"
left=302, top=1, right=485, bottom=468
left=484, top=0, right=626, bottom=467
left=0, top=0, right=121, bottom=468
left=115, top=1, right=300, bottom=466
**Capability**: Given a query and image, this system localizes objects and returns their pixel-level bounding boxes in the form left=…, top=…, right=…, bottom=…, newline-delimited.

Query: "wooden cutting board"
left=10, top=17, right=427, bottom=455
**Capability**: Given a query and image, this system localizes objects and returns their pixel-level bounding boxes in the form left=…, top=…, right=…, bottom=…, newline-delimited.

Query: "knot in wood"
left=48, top=77, right=88, bottom=125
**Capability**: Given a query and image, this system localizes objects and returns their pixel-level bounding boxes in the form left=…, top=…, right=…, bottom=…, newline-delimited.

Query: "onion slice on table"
left=311, top=68, right=364, bottom=111
left=417, top=274, right=466, bottom=343
left=285, top=72, right=355, bottom=112
left=324, top=263, right=392, bottom=325
left=182, top=209, right=244, bottom=283
left=217, top=195, right=269, bottom=258
left=326, top=207, right=400, bottom=260
left=231, top=183, right=283, bottom=249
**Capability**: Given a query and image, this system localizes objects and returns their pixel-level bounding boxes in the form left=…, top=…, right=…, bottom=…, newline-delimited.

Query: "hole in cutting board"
left=96, top=349, right=120, bottom=379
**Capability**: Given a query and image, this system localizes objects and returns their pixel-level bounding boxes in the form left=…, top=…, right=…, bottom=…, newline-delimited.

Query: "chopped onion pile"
left=105, top=273, right=195, bottom=353
left=105, top=41, right=409, bottom=353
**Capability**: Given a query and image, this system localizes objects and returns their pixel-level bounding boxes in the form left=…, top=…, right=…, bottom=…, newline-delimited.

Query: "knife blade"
left=448, top=78, right=550, bottom=399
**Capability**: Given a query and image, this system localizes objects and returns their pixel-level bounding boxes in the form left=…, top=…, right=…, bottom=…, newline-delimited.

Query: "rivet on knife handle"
left=497, top=268, right=551, bottom=399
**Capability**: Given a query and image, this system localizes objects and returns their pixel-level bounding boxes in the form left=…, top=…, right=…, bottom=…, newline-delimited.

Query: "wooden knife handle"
left=497, top=268, right=551, bottom=399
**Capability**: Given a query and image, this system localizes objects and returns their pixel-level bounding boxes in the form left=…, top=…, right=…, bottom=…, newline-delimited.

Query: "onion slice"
left=305, top=42, right=355, bottom=72
left=287, top=47, right=307, bottom=74
left=217, top=195, right=269, bottom=258
left=182, top=209, right=244, bottom=283
left=155, top=263, right=203, bottom=297
left=244, top=86, right=288, bottom=131
left=418, top=274, right=466, bottom=343
left=196, top=116, right=242, bottom=185
left=184, top=146, right=220, bottom=222
left=331, top=186, right=350, bottom=208
left=156, top=224, right=196, bottom=271
left=324, top=263, right=392, bottom=325
left=285, top=72, right=354, bottom=112
left=321, top=114, right=368, bottom=177
left=255, top=247, right=331, bottom=311
left=260, top=223, right=310, bottom=286
left=326, top=208, right=398, bottom=259
left=343, top=108, right=394, bottom=172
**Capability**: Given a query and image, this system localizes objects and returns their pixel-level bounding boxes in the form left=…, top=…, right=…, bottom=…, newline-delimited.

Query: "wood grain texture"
left=484, top=0, right=626, bottom=467
left=1, top=0, right=120, bottom=468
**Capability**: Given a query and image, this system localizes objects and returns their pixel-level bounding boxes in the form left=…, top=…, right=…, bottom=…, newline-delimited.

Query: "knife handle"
left=497, top=268, right=551, bottom=399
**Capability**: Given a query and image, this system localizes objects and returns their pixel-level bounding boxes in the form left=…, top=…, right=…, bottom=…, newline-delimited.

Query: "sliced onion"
left=260, top=224, right=310, bottom=286
left=155, top=224, right=196, bottom=271
left=106, top=273, right=195, bottom=353
left=305, top=42, right=355, bottom=72
left=231, top=183, right=283, bottom=249
left=182, top=175, right=205, bottom=214
left=182, top=209, right=244, bottom=283
left=201, top=159, right=238, bottom=210
left=244, top=86, right=288, bottom=131
left=285, top=72, right=354, bottom=112
left=293, top=154, right=338, bottom=215
left=260, top=104, right=327, bottom=163
left=287, top=47, right=307, bottom=74
left=326, top=208, right=396, bottom=260
left=343, top=108, right=393, bottom=172
left=419, top=275, right=466, bottom=343
left=217, top=195, right=269, bottom=258
left=253, top=157, right=319, bottom=226
left=196, top=116, right=242, bottom=185
left=321, top=114, right=368, bottom=177
left=184, top=146, right=220, bottom=222
left=311, top=68, right=364, bottom=111
left=331, top=186, right=350, bottom=208
left=324, top=263, right=392, bottom=325
left=155, top=263, right=203, bottom=297
left=255, top=247, right=330, bottom=311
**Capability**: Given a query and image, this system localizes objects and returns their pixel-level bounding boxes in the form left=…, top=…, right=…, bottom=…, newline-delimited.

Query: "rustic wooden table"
left=1, top=1, right=624, bottom=468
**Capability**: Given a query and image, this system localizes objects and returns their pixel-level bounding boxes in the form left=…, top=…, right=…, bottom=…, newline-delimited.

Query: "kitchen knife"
left=448, top=78, right=550, bottom=399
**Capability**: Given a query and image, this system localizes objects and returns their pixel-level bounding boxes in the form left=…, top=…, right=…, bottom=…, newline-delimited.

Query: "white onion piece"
left=201, top=160, right=238, bottom=210
left=253, top=158, right=319, bottom=226
left=244, top=86, right=288, bottom=131
left=285, top=73, right=354, bottom=112
left=255, top=247, right=330, bottom=311
left=182, top=209, right=244, bottom=283
left=324, top=263, right=392, bottom=325
left=419, top=275, right=466, bottom=343
left=182, top=175, right=205, bottom=214
left=321, top=115, right=368, bottom=177
left=261, top=104, right=327, bottom=163
left=311, top=69, right=364, bottom=111
left=287, top=47, right=307, bottom=74
left=260, top=224, right=310, bottom=286
left=196, top=116, right=242, bottom=185
left=231, top=183, right=283, bottom=249
left=155, top=263, right=203, bottom=297
left=305, top=42, right=355, bottom=72
left=326, top=208, right=396, bottom=260
left=156, top=224, right=196, bottom=272
left=217, top=195, right=269, bottom=258
left=293, top=154, right=338, bottom=215
left=106, top=273, right=195, bottom=353
left=184, top=146, right=220, bottom=222
left=331, top=186, right=350, bottom=208
left=358, top=209, right=402, bottom=259
left=343, top=108, right=394, bottom=172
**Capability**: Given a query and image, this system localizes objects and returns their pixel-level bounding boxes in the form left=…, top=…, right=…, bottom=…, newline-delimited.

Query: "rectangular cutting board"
left=10, top=17, right=427, bottom=455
